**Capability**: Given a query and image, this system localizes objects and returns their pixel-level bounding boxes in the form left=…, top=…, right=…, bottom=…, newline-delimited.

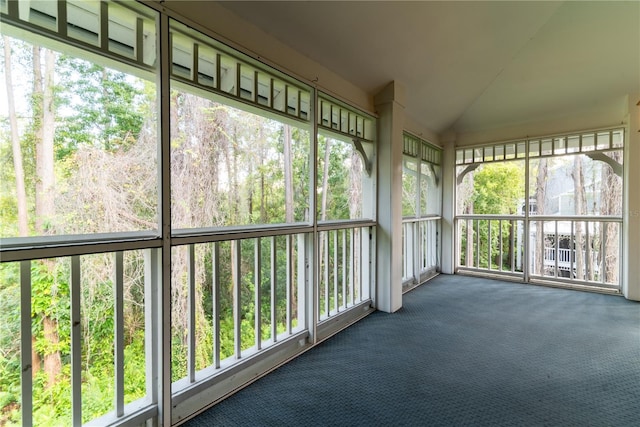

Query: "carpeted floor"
left=185, top=275, right=640, bottom=427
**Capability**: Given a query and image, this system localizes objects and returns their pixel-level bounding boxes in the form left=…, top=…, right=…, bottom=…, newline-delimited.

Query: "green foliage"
left=317, top=135, right=360, bottom=220
left=460, top=163, right=525, bottom=269
left=402, top=165, right=418, bottom=217
left=472, top=163, right=524, bottom=215
left=1, top=31, right=363, bottom=427
left=55, top=58, right=145, bottom=154
left=32, top=364, right=73, bottom=426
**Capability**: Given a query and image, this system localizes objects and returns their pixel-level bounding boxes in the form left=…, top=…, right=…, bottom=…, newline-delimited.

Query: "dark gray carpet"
left=185, top=275, right=640, bottom=427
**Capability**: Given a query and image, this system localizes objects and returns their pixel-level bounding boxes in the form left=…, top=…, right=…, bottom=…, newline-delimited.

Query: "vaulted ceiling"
left=171, top=1, right=640, bottom=137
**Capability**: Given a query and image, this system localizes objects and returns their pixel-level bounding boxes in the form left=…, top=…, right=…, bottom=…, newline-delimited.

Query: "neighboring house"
left=520, top=157, right=614, bottom=278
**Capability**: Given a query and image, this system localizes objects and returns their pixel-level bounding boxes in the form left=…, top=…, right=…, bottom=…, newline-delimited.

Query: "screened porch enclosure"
left=455, top=129, right=624, bottom=291
left=401, top=133, right=442, bottom=291
left=1, top=1, right=636, bottom=427
left=0, top=2, right=378, bottom=425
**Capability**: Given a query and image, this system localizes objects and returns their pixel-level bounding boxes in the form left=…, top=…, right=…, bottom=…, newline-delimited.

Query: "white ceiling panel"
left=172, top=1, right=640, bottom=135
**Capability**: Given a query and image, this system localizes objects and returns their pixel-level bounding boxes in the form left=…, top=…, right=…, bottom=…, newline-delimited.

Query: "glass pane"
left=67, top=0, right=100, bottom=47
left=0, top=262, right=22, bottom=424
left=597, top=132, right=610, bottom=150
left=170, top=85, right=310, bottom=228
left=529, top=152, right=623, bottom=216
left=456, top=161, right=525, bottom=215
left=402, top=159, right=418, bottom=217
left=421, top=163, right=441, bottom=216
left=553, top=137, right=566, bottom=155
left=455, top=149, right=463, bottom=165
left=529, top=140, right=540, bottom=157
left=567, top=135, right=580, bottom=153
left=172, top=31, right=193, bottom=79
left=464, top=149, right=473, bottom=164
left=600, top=222, right=621, bottom=285
left=0, top=35, right=158, bottom=239
left=81, top=254, right=115, bottom=422
left=474, top=148, right=483, bottom=163
left=108, top=1, right=139, bottom=60
left=219, top=55, right=236, bottom=95
left=257, top=73, right=271, bottom=106
left=197, top=45, right=217, bottom=88
left=582, top=133, right=595, bottom=152
left=122, top=250, right=147, bottom=405
left=24, top=1, right=58, bottom=31
left=505, top=143, right=516, bottom=159
left=30, top=258, right=72, bottom=426
left=300, top=91, right=310, bottom=120
left=483, top=146, right=493, bottom=162
left=272, top=80, right=286, bottom=112
left=239, top=64, right=255, bottom=101
left=317, top=135, right=371, bottom=220
left=611, top=129, right=624, bottom=148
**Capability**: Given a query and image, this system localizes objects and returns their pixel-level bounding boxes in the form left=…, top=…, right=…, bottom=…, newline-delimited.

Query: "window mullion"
left=158, top=10, right=172, bottom=427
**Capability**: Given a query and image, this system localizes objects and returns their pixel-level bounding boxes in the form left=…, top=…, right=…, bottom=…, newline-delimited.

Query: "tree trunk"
left=34, top=47, right=61, bottom=389
left=283, top=126, right=296, bottom=316
left=600, top=151, right=621, bottom=283
left=43, top=315, right=62, bottom=387
left=34, top=47, right=56, bottom=234
left=318, top=138, right=331, bottom=273
left=31, top=337, right=41, bottom=379
left=3, top=36, right=29, bottom=236
left=573, top=156, right=587, bottom=280
left=283, top=125, right=294, bottom=223
left=535, top=159, right=547, bottom=276
left=348, top=151, right=362, bottom=218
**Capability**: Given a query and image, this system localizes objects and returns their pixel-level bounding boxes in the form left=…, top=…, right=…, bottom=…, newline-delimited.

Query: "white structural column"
left=623, top=93, right=640, bottom=301
left=375, top=81, right=405, bottom=313
left=440, top=133, right=457, bottom=275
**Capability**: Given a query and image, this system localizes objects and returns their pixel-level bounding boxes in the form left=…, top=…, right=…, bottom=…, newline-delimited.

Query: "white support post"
left=440, top=140, right=456, bottom=274
left=374, top=81, right=405, bottom=313
left=623, top=93, right=640, bottom=300
left=158, top=11, right=172, bottom=427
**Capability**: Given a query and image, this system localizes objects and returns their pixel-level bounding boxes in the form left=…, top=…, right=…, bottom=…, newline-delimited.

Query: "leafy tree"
left=470, top=162, right=524, bottom=268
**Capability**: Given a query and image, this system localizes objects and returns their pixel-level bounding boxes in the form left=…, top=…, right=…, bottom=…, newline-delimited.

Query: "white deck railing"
left=456, top=215, right=621, bottom=289
left=402, top=216, right=441, bottom=288
left=2, top=221, right=376, bottom=427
